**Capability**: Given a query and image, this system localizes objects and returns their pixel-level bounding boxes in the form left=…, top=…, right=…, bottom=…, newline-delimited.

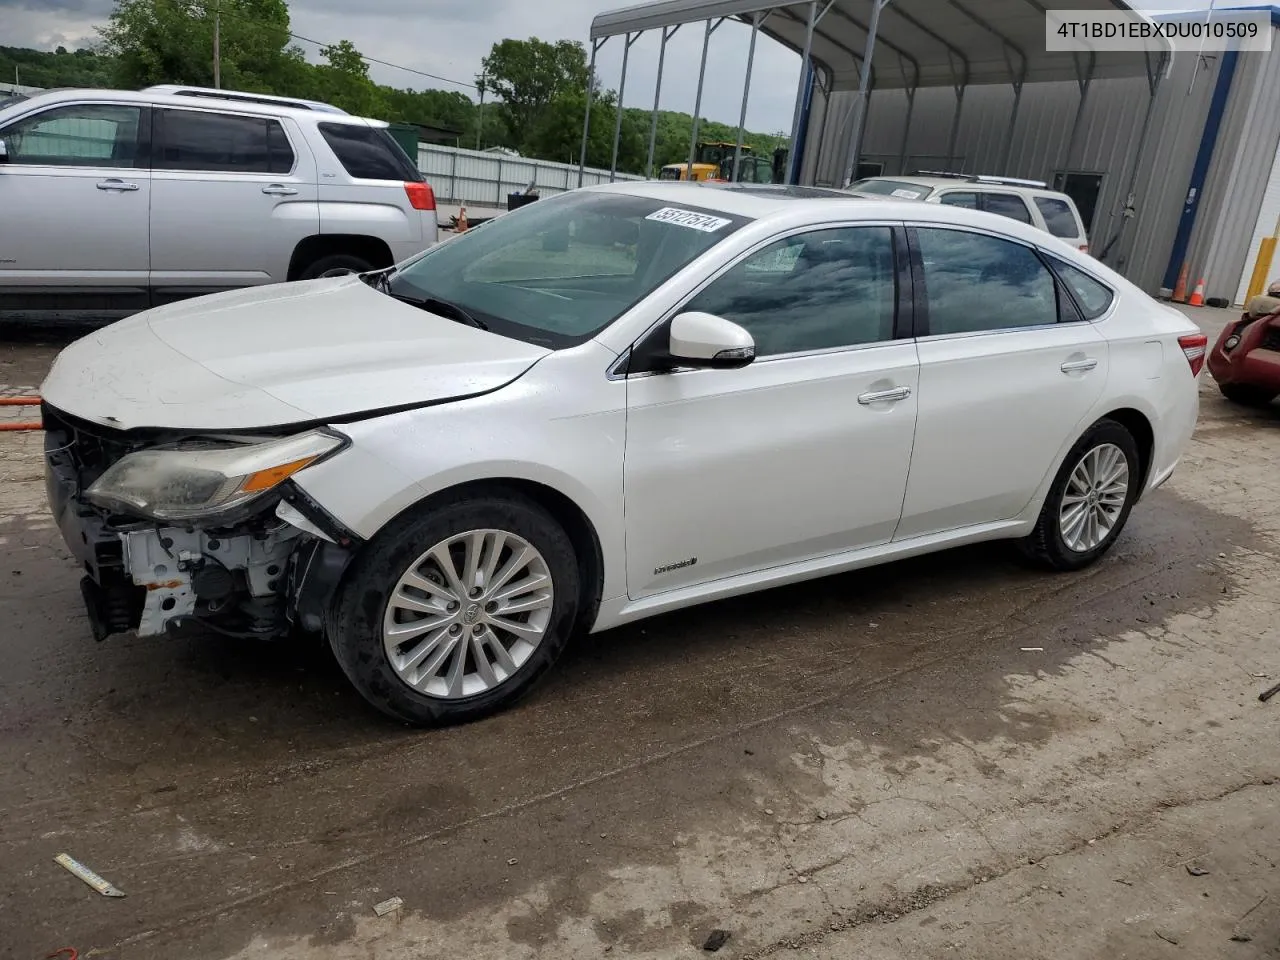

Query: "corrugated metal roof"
left=590, top=0, right=1170, bottom=90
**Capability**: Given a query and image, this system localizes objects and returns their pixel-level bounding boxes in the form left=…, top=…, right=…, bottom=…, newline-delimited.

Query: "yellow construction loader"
left=658, top=141, right=789, bottom=184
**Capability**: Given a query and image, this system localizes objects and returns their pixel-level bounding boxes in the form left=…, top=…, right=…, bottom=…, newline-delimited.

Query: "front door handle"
left=262, top=184, right=298, bottom=196
left=858, top=386, right=912, bottom=405
left=96, top=179, right=139, bottom=192
left=1060, top=358, right=1099, bottom=373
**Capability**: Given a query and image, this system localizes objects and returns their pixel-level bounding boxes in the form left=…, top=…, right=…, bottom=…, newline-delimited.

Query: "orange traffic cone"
left=456, top=205, right=469, bottom=233
left=1188, top=277, right=1205, bottom=307
left=1172, top=262, right=1189, bottom=302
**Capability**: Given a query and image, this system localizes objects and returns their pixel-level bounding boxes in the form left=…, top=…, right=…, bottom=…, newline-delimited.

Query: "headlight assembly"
left=86, top=430, right=346, bottom=521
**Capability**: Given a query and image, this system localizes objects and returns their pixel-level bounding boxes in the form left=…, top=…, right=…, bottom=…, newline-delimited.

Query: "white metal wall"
left=1235, top=137, right=1280, bottom=305
left=417, top=143, right=644, bottom=207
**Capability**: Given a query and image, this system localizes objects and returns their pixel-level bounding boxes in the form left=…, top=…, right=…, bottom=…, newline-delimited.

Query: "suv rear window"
left=1034, top=197, right=1082, bottom=239
left=154, top=109, right=293, bottom=173
left=982, top=192, right=1033, bottom=224
left=318, top=122, right=422, bottom=181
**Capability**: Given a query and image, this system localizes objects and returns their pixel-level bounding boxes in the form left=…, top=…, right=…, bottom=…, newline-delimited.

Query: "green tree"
left=99, top=0, right=295, bottom=92
left=525, top=88, right=646, bottom=172
left=479, top=37, right=590, bottom=149
left=307, top=38, right=384, bottom=115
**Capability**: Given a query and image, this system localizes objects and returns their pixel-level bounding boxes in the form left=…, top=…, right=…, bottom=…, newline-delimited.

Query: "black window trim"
left=151, top=106, right=298, bottom=177
left=624, top=220, right=911, bottom=376
left=0, top=100, right=152, bottom=171
left=904, top=222, right=1091, bottom=339
left=1043, top=252, right=1118, bottom=322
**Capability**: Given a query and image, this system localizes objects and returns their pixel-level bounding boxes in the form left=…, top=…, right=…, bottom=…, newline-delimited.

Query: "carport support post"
left=687, top=19, right=720, bottom=176
left=841, top=0, right=886, bottom=187
left=896, top=82, right=916, bottom=175
left=578, top=38, right=603, bottom=188
left=732, top=13, right=763, bottom=183
left=786, top=0, right=818, bottom=184
left=646, top=26, right=678, bottom=178
left=610, top=32, right=639, bottom=182
left=999, top=80, right=1023, bottom=172
left=945, top=82, right=966, bottom=171
left=1063, top=53, right=1096, bottom=175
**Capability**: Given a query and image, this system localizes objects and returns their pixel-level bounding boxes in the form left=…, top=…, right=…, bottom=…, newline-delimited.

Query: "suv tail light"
left=404, top=181, right=435, bottom=211
left=1178, top=333, right=1208, bottom=376
left=1079, top=244, right=1090, bottom=254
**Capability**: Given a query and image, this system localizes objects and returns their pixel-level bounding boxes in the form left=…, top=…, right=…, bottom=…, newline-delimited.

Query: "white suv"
left=849, top=173, right=1091, bottom=253
left=0, top=85, right=438, bottom=321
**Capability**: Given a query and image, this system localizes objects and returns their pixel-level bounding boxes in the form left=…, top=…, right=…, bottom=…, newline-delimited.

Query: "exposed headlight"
left=86, top=430, right=346, bottom=521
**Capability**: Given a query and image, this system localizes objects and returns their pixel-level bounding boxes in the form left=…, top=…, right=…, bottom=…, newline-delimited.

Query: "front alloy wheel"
left=383, top=530, right=554, bottom=699
left=332, top=493, right=579, bottom=726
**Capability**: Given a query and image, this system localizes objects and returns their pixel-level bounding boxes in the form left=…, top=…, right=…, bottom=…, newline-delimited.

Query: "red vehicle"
left=1207, top=306, right=1280, bottom=407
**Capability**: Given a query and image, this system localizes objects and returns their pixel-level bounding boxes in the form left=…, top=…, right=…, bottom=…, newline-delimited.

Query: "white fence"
left=417, top=143, right=645, bottom=208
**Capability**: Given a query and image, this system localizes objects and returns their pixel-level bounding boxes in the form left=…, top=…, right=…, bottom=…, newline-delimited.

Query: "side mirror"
left=667, top=311, right=755, bottom=369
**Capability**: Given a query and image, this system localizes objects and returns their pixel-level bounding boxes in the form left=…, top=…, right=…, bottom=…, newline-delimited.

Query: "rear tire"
left=1018, top=419, right=1141, bottom=572
left=330, top=493, right=579, bottom=726
left=1219, top=383, right=1277, bottom=408
left=298, top=253, right=373, bottom=280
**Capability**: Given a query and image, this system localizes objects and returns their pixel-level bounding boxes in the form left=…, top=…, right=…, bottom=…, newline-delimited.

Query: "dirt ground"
left=1, top=307, right=1278, bottom=960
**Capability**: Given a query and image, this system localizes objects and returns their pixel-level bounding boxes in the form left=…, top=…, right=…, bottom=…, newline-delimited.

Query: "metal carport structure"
left=582, top=0, right=1171, bottom=189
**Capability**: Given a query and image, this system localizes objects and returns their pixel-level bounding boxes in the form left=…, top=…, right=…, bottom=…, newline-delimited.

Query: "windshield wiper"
left=384, top=291, right=489, bottom=331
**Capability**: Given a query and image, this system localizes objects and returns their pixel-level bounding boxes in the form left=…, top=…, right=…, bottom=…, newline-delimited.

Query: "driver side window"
left=1, top=103, right=144, bottom=168
left=684, top=226, right=898, bottom=356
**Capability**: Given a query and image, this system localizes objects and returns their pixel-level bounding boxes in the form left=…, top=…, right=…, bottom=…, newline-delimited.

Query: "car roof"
left=0, top=87, right=385, bottom=127
left=589, top=179, right=1098, bottom=261
left=855, top=174, right=1063, bottom=196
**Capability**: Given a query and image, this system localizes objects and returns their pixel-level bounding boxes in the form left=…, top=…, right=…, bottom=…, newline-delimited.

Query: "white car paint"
left=41, top=276, right=549, bottom=430
left=41, top=181, right=1202, bottom=646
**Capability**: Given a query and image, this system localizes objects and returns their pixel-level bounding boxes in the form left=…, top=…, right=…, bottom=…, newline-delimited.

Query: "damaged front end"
left=43, top=406, right=359, bottom=642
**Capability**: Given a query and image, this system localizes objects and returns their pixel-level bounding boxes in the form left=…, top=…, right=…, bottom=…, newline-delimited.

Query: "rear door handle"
left=96, top=179, right=139, bottom=192
left=262, top=184, right=298, bottom=196
left=858, top=386, right=912, bottom=405
left=1060, top=358, right=1099, bottom=373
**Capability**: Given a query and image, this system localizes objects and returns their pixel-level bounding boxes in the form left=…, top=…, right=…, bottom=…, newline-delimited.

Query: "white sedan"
left=41, top=182, right=1205, bottom=725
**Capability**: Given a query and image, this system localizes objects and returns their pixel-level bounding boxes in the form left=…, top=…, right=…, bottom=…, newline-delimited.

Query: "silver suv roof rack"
left=911, top=170, right=1048, bottom=189
left=142, top=85, right=349, bottom=115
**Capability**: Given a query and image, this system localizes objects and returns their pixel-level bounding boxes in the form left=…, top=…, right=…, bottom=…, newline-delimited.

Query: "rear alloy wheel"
left=299, top=253, right=374, bottom=280
left=1219, top=383, right=1277, bottom=408
left=331, top=494, right=579, bottom=726
left=1019, top=420, right=1141, bottom=571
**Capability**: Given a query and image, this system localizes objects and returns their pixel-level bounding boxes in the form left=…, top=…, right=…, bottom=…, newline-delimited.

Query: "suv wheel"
left=330, top=494, right=580, bottom=726
left=299, top=253, right=374, bottom=280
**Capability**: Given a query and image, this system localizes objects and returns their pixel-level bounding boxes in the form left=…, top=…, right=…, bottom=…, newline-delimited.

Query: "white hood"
left=40, top=277, right=551, bottom=430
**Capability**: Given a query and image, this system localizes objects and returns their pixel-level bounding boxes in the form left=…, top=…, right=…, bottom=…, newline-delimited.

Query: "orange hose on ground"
left=0, top=396, right=40, bottom=405
left=0, top=422, right=42, bottom=431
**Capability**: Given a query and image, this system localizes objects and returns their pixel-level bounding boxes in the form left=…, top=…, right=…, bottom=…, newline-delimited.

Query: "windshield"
left=849, top=178, right=931, bottom=200
left=387, top=191, right=747, bottom=347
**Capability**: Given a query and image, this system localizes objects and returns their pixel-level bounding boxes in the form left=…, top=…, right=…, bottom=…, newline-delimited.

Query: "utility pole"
left=476, top=73, right=486, bottom=151
left=213, top=0, right=221, bottom=89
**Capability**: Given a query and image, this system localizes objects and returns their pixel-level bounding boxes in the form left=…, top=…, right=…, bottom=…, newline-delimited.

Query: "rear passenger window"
left=686, top=226, right=898, bottom=356
left=982, top=193, right=1033, bottom=224
left=1034, top=197, right=1082, bottom=239
left=938, top=192, right=979, bottom=209
left=916, top=228, right=1058, bottom=335
left=318, top=123, right=422, bottom=181
left=154, top=110, right=293, bottom=173
left=1049, top=257, right=1114, bottom=319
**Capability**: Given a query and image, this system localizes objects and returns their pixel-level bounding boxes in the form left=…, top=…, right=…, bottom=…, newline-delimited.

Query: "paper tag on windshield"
left=890, top=188, right=923, bottom=199
left=645, top=207, right=733, bottom=232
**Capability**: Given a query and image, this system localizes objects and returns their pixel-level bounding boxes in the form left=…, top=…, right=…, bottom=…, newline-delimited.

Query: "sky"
left=1, top=0, right=1271, bottom=132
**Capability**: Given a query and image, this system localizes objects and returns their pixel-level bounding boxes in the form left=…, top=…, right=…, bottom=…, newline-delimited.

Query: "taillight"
left=404, top=181, right=435, bottom=211
left=1178, top=333, right=1208, bottom=376
left=1079, top=244, right=1089, bottom=254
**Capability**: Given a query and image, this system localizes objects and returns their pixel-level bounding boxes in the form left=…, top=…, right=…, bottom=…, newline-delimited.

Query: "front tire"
left=1019, top=420, right=1141, bottom=571
left=331, top=494, right=579, bottom=726
left=1219, top=383, right=1276, bottom=408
